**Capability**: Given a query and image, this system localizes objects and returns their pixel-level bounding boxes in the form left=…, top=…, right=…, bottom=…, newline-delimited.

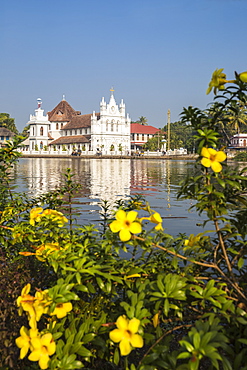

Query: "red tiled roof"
left=131, top=123, right=160, bottom=134
left=48, top=100, right=80, bottom=122
left=49, top=135, right=90, bottom=145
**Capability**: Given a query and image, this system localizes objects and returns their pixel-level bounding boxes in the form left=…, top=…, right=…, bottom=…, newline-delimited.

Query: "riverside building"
left=21, top=90, right=131, bottom=155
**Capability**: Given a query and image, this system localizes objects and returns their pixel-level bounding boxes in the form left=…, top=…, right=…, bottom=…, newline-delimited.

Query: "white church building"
left=21, top=90, right=131, bottom=155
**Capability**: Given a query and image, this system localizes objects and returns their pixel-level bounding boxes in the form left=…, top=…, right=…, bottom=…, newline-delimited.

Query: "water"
left=12, top=157, right=204, bottom=236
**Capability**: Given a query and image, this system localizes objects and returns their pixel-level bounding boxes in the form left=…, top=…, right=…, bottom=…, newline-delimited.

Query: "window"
left=56, top=123, right=59, bottom=130
left=142, top=134, right=144, bottom=141
left=70, top=130, right=72, bottom=135
left=85, top=129, right=87, bottom=134
left=75, top=130, right=77, bottom=135
left=1, top=136, right=4, bottom=140
left=40, top=141, right=43, bottom=149
left=111, top=124, right=114, bottom=132
left=137, top=134, right=139, bottom=140
left=80, top=129, right=82, bottom=134
left=61, top=123, right=63, bottom=129
left=6, top=136, right=9, bottom=140
left=132, top=134, right=135, bottom=140
left=40, top=127, right=43, bottom=136
left=32, top=127, right=35, bottom=136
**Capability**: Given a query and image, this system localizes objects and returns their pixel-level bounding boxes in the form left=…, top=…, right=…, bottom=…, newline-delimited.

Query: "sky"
left=1, top=0, right=247, bottom=132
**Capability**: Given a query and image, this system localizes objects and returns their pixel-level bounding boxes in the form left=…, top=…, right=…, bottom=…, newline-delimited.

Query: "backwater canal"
left=12, top=157, right=206, bottom=236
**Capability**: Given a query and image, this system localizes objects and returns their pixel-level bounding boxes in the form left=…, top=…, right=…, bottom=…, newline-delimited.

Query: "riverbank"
left=20, top=153, right=198, bottom=160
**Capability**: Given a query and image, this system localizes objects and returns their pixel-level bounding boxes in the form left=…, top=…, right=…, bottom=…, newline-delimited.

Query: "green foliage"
left=20, top=124, right=30, bottom=138
left=0, top=113, right=19, bottom=134
left=143, top=129, right=165, bottom=151
left=233, top=151, right=247, bottom=162
left=1, top=72, right=247, bottom=370
left=164, top=121, right=195, bottom=152
left=138, top=116, right=148, bottom=125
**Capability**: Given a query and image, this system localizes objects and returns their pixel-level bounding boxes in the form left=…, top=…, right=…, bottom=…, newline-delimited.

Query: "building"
left=0, top=127, right=15, bottom=147
left=230, top=133, right=247, bottom=149
left=22, top=91, right=131, bottom=155
left=130, top=123, right=161, bottom=151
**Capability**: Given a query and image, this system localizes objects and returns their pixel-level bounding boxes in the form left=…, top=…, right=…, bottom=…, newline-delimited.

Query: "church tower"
left=27, top=98, right=50, bottom=151
left=91, top=89, right=131, bottom=154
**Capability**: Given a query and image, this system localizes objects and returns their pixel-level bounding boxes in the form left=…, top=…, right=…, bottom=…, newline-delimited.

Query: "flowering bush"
left=1, top=70, right=247, bottom=370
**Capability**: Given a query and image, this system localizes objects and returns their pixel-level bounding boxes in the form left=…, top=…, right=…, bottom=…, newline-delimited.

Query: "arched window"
left=40, top=141, right=43, bottom=149
left=32, top=127, right=34, bottom=136
left=40, top=127, right=43, bottom=136
left=61, top=123, right=63, bottom=128
left=56, top=123, right=59, bottom=130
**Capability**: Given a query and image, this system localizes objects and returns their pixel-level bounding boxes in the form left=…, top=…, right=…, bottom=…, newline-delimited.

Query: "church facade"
left=22, top=91, right=131, bottom=155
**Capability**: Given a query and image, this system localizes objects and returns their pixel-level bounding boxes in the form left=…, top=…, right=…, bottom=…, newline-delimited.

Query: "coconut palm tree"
left=138, top=116, right=148, bottom=125
left=225, top=100, right=247, bottom=134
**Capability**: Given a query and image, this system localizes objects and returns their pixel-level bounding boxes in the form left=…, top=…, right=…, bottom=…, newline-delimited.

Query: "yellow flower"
left=28, top=333, right=56, bottom=370
left=17, top=285, right=50, bottom=328
left=34, top=290, right=51, bottom=321
left=206, top=68, right=227, bottom=95
left=42, top=209, right=68, bottom=227
left=109, top=315, right=143, bottom=356
left=110, top=210, right=142, bottom=242
left=17, top=284, right=36, bottom=322
left=50, top=302, right=73, bottom=318
left=30, top=207, right=44, bottom=226
left=239, top=71, right=247, bottom=83
left=184, top=234, right=201, bottom=247
left=29, top=208, right=68, bottom=227
left=201, top=147, right=226, bottom=172
left=35, top=242, right=61, bottom=261
left=15, top=326, right=39, bottom=359
left=150, top=212, right=163, bottom=230
left=152, top=313, right=160, bottom=328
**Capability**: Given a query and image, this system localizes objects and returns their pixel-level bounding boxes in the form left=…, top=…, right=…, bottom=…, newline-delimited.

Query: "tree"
left=0, top=113, right=18, bottom=134
left=21, top=124, right=30, bottom=138
left=162, top=121, right=195, bottom=152
left=143, top=129, right=165, bottom=151
left=138, top=116, right=148, bottom=125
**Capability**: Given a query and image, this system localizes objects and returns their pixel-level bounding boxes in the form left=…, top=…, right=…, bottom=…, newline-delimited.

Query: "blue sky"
left=1, top=0, right=247, bottom=131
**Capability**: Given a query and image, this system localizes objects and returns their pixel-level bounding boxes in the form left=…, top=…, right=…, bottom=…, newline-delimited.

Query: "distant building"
left=229, top=133, right=247, bottom=149
left=21, top=91, right=131, bottom=155
left=130, top=123, right=160, bottom=151
left=0, top=127, right=15, bottom=147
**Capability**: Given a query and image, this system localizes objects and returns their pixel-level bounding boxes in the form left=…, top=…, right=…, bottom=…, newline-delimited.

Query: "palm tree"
left=225, top=100, right=247, bottom=134
left=138, top=116, right=148, bottom=125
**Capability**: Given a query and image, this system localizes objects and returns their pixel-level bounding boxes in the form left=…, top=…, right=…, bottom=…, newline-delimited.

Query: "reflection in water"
left=15, top=158, right=201, bottom=235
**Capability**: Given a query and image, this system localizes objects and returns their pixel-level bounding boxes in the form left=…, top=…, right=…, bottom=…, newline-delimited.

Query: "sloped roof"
left=0, top=127, right=15, bottom=136
left=62, top=113, right=99, bottom=130
left=131, top=123, right=160, bottom=134
left=49, top=135, right=90, bottom=145
left=48, top=100, right=81, bottom=122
